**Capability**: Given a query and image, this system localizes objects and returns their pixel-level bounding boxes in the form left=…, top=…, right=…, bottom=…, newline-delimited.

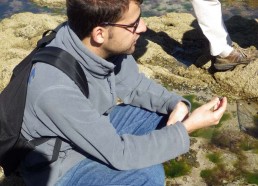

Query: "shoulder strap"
left=32, top=46, right=89, bottom=97
left=23, top=46, right=89, bottom=171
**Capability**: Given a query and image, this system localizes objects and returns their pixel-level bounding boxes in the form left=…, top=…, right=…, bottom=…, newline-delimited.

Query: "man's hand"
left=166, top=101, right=189, bottom=126
left=182, top=97, right=227, bottom=133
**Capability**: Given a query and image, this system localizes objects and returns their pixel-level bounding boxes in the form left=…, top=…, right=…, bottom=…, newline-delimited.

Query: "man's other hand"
left=166, top=101, right=189, bottom=126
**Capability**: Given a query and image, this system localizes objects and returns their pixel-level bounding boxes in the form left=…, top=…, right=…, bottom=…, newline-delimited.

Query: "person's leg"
left=191, top=0, right=233, bottom=57
left=56, top=159, right=165, bottom=186
left=56, top=104, right=166, bottom=185
left=109, top=104, right=166, bottom=135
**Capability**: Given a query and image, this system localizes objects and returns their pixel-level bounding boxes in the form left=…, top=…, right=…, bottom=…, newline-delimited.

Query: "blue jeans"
left=56, top=104, right=166, bottom=186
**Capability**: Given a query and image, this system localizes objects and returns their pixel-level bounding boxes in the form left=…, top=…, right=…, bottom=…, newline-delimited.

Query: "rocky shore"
left=0, top=8, right=257, bottom=186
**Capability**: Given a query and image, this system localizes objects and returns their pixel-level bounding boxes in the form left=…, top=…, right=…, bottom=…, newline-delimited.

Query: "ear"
left=91, top=26, right=105, bottom=44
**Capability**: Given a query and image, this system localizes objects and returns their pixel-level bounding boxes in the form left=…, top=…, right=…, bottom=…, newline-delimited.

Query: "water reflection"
left=221, top=0, right=258, bottom=19
left=141, top=0, right=258, bottom=20
left=0, top=0, right=257, bottom=20
left=0, top=0, right=51, bottom=20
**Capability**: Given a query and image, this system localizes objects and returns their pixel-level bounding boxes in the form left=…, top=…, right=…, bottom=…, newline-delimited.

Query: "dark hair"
left=66, top=0, right=143, bottom=40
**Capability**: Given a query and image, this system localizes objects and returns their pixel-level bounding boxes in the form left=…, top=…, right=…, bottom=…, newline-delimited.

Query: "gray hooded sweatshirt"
left=21, top=23, right=190, bottom=185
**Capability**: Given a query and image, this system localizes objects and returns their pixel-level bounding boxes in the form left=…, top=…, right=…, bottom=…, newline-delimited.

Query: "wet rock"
left=0, top=12, right=257, bottom=99
left=237, top=99, right=258, bottom=138
left=31, top=0, right=65, bottom=9
left=243, top=151, right=258, bottom=173
left=214, top=56, right=258, bottom=100
left=137, top=13, right=258, bottom=100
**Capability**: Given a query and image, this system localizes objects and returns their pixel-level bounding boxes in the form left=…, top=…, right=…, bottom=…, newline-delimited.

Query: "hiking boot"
left=214, top=48, right=251, bottom=71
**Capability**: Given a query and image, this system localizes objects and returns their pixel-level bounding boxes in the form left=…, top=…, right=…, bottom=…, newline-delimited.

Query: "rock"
left=237, top=99, right=258, bottom=138
left=214, top=44, right=258, bottom=100
left=0, top=13, right=66, bottom=90
left=31, top=0, right=65, bottom=9
left=1, top=12, right=257, bottom=99
left=140, top=13, right=258, bottom=100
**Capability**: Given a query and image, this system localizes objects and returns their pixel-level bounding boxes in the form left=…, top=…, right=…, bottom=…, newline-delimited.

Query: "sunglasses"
left=100, top=14, right=141, bottom=33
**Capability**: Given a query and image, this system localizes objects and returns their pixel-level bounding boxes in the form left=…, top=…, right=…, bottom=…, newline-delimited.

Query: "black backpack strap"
left=32, top=46, right=89, bottom=97
left=23, top=136, right=62, bottom=171
left=36, top=22, right=67, bottom=48
left=0, top=24, right=73, bottom=175
left=24, top=46, right=89, bottom=171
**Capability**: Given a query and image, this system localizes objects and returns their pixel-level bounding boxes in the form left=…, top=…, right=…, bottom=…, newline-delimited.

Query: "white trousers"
left=191, top=0, right=233, bottom=57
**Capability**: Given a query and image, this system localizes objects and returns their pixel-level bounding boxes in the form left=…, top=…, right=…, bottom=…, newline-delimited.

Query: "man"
left=191, top=0, right=251, bottom=71
left=20, top=0, right=227, bottom=185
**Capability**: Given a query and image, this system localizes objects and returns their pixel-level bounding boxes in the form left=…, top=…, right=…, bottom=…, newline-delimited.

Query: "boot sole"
left=214, top=62, right=249, bottom=71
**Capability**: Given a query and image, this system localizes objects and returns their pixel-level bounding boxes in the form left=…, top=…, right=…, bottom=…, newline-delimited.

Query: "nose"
left=135, top=18, right=147, bottom=34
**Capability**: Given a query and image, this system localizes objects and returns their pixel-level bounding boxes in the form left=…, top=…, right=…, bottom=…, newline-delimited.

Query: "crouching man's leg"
left=109, top=104, right=166, bottom=135
left=56, top=158, right=165, bottom=186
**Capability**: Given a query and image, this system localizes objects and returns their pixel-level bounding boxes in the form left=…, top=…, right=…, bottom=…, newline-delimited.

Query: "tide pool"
left=0, top=0, right=257, bottom=20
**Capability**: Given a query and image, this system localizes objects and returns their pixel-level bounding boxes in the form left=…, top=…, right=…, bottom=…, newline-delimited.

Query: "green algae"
left=200, top=169, right=214, bottom=183
left=244, top=171, right=258, bottom=185
left=206, top=152, right=222, bottom=164
left=200, top=167, right=224, bottom=185
left=164, top=159, right=191, bottom=178
left=201, top=153, right=258, bottom=185
left=200, top=163, right=241, bottom=185
left=240, top=138, right=258, bottom=151
left=203, top=131, right=258, bottom=185
left=215, top=112, right=231, bottom=128
left=190, top=127, right=216, bottom=139
left=233, top=153, right=258, bottom=185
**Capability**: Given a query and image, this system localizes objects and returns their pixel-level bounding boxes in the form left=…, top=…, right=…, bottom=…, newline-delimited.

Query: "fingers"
left=213, top=97, right=227, bottom=117
left=201, top=97, right=220, bottom=110
left=209, top=97, right=227, bottom=125
left=213, top=97, right=221, bottom=111
left=202, top=97, right=227, bottom=112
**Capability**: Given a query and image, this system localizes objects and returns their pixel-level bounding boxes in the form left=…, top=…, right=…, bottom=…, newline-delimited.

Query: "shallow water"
left=0, top=0, right=257, bottom=20
left=141, top=0, right=258, bottom=19
left=0, top=0, right=50, bottom=19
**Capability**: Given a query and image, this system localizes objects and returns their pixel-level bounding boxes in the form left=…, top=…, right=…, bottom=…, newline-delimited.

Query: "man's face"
left=102, top=1, right=147, bottom=56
